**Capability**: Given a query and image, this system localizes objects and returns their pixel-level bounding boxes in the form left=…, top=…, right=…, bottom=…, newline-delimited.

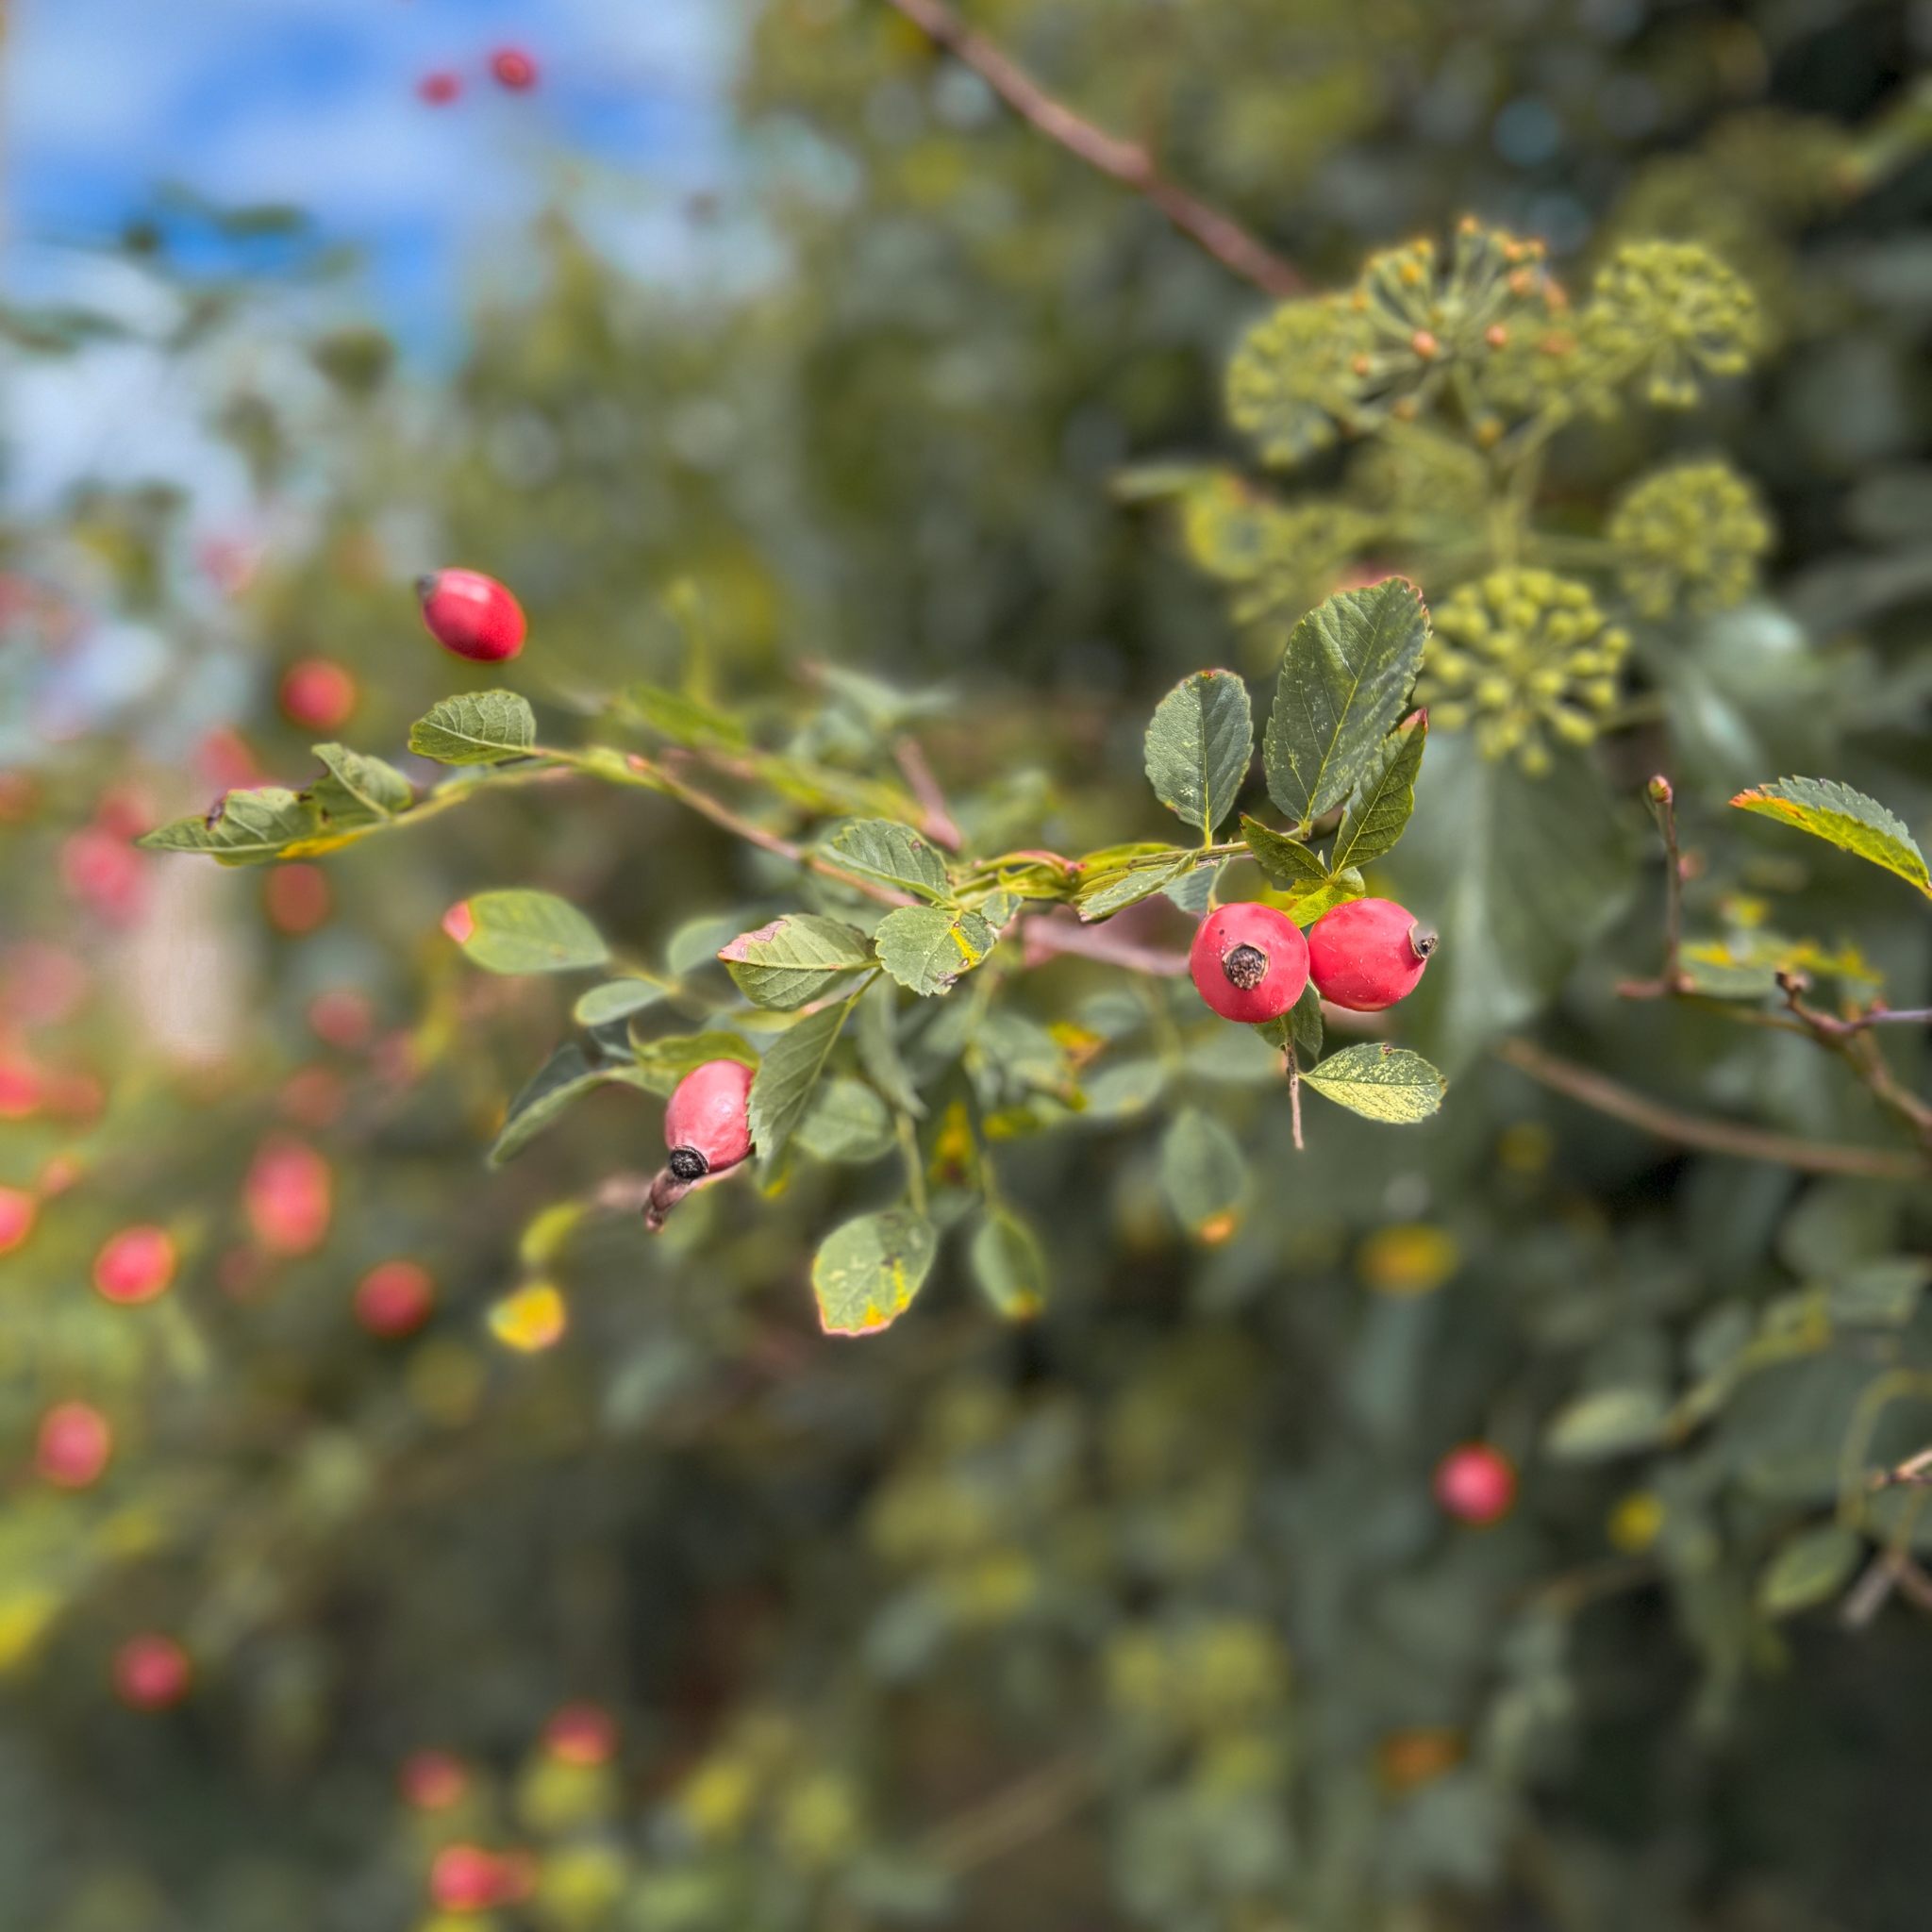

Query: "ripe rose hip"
left=114, top=1634, right=192, bottom=1710
left=93, top=1225, right=176, bottom=1304
left=646, top=1059, right=754, bottom=1232
left=1188, top=903, right=1309, bottom=1023
left=1433, top=1443, right=1517, bottom=1525
left=1307, top=897, right=1436, bottom=1011
left=36, top=1401, right=112, bottom=1488
left=244, top=1138, right=332, bottom=1255
left=355, top=1259, right=435, bottom=1338
left=278, top=658, right=357, bottom=731
left=490, top=47, right=539, bottom=90
left=417, top=569, right=525, bottom=662
left=431, top=1844, right=529, bottom=1911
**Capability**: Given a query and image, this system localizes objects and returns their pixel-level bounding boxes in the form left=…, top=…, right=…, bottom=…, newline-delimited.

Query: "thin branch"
left=920, top=1751, right=1095, bottom=1876
left=1494, top=1037, right=1929, bottom=1182
left=1778, top=971, right=1932, bottom=1155
left=1287, top=1050, right=1304, bottom=1151
left=877, top=0, right=1304, bottom=297
left=1021, top=914, right=1188, bottom=977
left=892, top=735, right=963, bottom=851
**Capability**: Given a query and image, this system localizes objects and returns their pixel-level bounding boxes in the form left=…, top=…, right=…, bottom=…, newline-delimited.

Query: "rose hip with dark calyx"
left=1188, top=903, right=1308, bottom=1023
left=1307, top=898, right=1436, bottom=1011
left=647, top=1059, right=754, bottom=1232
left=416, top=569, right=526, bottom=662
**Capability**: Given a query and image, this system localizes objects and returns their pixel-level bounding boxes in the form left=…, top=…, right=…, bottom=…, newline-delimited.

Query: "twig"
left=1021, top=914, right=1188, bottom=977
left=1777, top=972, right=1932, bottom=1156
left=1287, top=1050, right=1304, bottom=1151
left=920, top=1751, right=1095, bottom=1876
left=1494, top=1037, right=1928, bottom=1181
left=877, top=0, right=1304, bottom=297
left=892, top=735, right=963, bottom=851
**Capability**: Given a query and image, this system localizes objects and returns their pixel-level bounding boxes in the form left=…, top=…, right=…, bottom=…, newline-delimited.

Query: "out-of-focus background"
left=4, top=2, right=1932, bottom=1930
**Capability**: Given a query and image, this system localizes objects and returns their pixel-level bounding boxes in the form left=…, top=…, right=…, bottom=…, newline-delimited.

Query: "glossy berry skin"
left=1188, top=903, right=1309, bottom=1024
left=1307, top=898, right=1436, bottom=1011
left=93, top=1225, right=176, bottom=1304
left=36, top=1402, right=112, bottom=1488
left=416, top=569, right=526, bottom=662
left=664, top=1060, right=754, bottom=1180
left=1434, top=1443, right=1517, bottom=1525
left=355, top=1260, right=435, bottom=1338
left=114, top=1635, right=192, bottom=1710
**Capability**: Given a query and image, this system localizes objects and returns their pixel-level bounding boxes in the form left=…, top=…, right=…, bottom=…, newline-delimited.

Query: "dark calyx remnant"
left=1223, top=943, right=1269, bottom=991
left=1409, top=926, right=1439, bottom=959
left=668, top=1147, right=709, bottom=1182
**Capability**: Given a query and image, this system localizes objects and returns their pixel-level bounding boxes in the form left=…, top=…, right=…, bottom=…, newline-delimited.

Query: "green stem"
left=897, top=1110, right=929, bottom=1219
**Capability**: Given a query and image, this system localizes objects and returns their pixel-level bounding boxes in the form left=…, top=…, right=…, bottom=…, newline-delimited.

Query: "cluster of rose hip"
left=1187, top=895, right=1434, bottom=1025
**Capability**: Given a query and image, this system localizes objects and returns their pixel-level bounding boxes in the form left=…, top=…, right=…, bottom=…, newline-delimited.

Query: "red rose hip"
left=416, top=569, right=526, bottom=662
left=1307, top=897, right=1436, bottom=1011
left=355, top=1260, right=436, bottom=1338
left=1434, top=1443, right=1517, bottom=1525
left=278, top=658, right=357, bottom=731
left=1188, top=903, right=1308, bottom=1023
left=647, top=1059, right=754, bottom=1232
left=490, top=47, right=539, bottom=91
left=93, top=1225, right=176, bottom=1304
left=36, top=1402, right=112, bottom=1488
left=114, top=1634, right=192, bottom=1709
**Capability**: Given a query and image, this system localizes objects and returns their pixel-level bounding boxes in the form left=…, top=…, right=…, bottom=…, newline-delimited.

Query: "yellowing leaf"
left=811, top=1208, right=938, bottom=1337
left=489, top=1283, right=569, bottom=1353
left=1731, top=776, right=1931, bottom=900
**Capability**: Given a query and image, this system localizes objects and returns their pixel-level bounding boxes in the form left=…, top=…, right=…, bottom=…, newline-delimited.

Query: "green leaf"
left=459, top=891, right=610, bottom=974
left=1263, top=578, right=1429, bottom=827
left=795, top=1078, right=897, bottom=1164
left=969, top=1208, right=1047, bottom=1320
left=1328, top=709, right=1427, bottom=873
left=1285, top=868, right=1367, bottom=926
left=812, top=1208, right=939, bottom=1337
left=625, top=1030, right=759, bottom=1099
left=625, top=682, right=747, bottom=749
left=718, top=914, right=873, bottom=1009
left=857, top=975, right=925, bottom=1119
left=573, top=978, right=673, bottom=1027
left=1080, top=1058, right=1169, bottom=1119
left=1757, top=1522, right=1862, bottom=1617
left=748, top=995, right=858, bottom=1166
left=1241, top=816, right=1327, bottom=891
left=1300, top=1043, right=1445, bottom=1123
left=1160, top=1107, right=1248, bottom=1237
left=408, top=691, right=538, bottom=764
left=1828, top=1259, right=1929, bottom=1329
left=1162, top=860, right=1223, bottom=917
left=1144, top=669, right=1254, bottom=835
left=308, top=742, right=413, bottom=824
left=488, top=1045, right=608, bottom=1167
left=824, top=820, right=952, bottom=901
left=1731, top=776, right=1931, bottom=900
left=139, top=787, right=318, bottom=866
left=1074, top=852, right=1192, bottom=922
left=874, top=906, right=996, bottom=996
left=1288, top=979, right=1324, bottom=1062
left=1544, top=1386, right=1671, bottom=1461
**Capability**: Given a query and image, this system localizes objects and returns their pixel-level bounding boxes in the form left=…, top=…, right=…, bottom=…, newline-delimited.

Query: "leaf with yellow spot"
left=488, top=1282, right=569, bottom=1353
left=811, top=1208, right=938, bottom=1338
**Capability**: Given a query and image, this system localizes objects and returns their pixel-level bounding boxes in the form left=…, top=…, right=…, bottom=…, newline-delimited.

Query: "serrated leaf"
left=812, top=1208, right=938, bottom=1337
left=1731, top=775, right=1931, bottom=900
left=874, top=906, right=996, bottom=996
left=719, top=914, right=874, bottom=1009
left=139, top=787, right=320, bottom=866
left=970, top=1208, right=1047, bottom=1320
left=1241, top=816, right=1327, bottom=891
left=1329, top=710, right=1427, bottom=873
left=1288, top=979, right=1324, bottom=1061
left=1757, top=1522, right=1862, bottom=1617
left=857, top=975, right=924, bottom=1119
left=825, top=820, right=952, bottom=901
left=308, top=742, right=412, bottom=823
left=795, top=1077, right=897, bottom=1164
left=460, top=891, right=609, bottom=974
left=1160, top=1107, right=1248, bottom=1238
left=1300, top=1042, right=1445, bottom=1123
left=748, top=994, right=858, bottom=1166
left=1162, top=861, right=1223, bottom=917
left=1264, top=578, right=1429, bottom=827
left=1144, top=669, right=1253, bottom=835
left=488, top=1044, right=608, bottom=1167
left=408, top=690, right=538, bottom=764
left=1544, top=1386, right=1671, bottom=1461
left=573, top=978, right=672, bottom=1027
left=1074, top=852, right=1192, bottom=922
left=625, top=1029, right=759, bottom=1098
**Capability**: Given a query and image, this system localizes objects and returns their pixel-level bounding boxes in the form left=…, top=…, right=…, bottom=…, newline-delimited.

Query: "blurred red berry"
left=0, top=1063, right=39, bottom=1119
left=114, top=1635, right=192, bottom=1710
left=0, top=1189, right=35, bottom=1255
left=543, top=1702, right=618, bottom=1766
left=279, top=658, right=358, bottom=731
left=355, top=1260, right=435, bottom=1338
left=265, top=864, right=332, bottom=936
left=1433, top=1443, right=1517, bottom=1525
left=441, top=900, right=477, bottom=944
left=431, top=1843, right=518, bottom=1911
left=61, top=828, right=146, bottom=925
left=35, top=1402, right=112, bottom=1488
left=244, top=1139, right=332, bottom=1256
left=92, top=785, right=153, bottom=841
left=93, top=1225, right=176, bottom=1304
left=416, top=570, right=525, bottom=661
left=401, top=1749, right=470, bottom=1810
left=490, top=47, right=539, bottom=91
left=418, top=71, right=462, bottom=106
left=194, top=727, right=262, bottom=792
left=308, top=988, right=374, bottom=1050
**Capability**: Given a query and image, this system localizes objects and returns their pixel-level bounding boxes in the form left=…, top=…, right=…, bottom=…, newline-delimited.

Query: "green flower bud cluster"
left=1580, top=240, right=1762, bottom=408
left=1417, top=569, right=1630, bottom=774
left=1609, top=458, right=1774, bottom=618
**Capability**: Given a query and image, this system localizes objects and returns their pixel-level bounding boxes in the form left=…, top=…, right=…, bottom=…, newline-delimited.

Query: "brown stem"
left=1494, top=1037, right=1928, bottom=1181
left=877, top=0, right=1304, bottom=297
left=920, top=1751, right=1095, bottom=1876
left=892, top=735, right=963, bottom=850
left=1287, top=1050, right=1304, bottom=1151
left=1643, top=775, right=1692, bottom=995
left=1778, top=973, right=1932, bottom=1155
left=1020, top=915, right=1188, bottom=976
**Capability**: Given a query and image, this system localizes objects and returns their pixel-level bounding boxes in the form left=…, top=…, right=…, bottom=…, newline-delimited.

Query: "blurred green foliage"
left=3, top=4, right=1932, bottom=1931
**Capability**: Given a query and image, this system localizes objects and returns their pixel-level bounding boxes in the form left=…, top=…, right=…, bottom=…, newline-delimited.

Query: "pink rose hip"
left=1307, top=898, right=1436, bottom=1011
left=647, top=1059, right=754, bottom=1233
left=1434, top=1443, right=1516, bottom=1525
left=416, top=569, right=526, bottom=662
left=1188, top=903, right=1308, bottom=1024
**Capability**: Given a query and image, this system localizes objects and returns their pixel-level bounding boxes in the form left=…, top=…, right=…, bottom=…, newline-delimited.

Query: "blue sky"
left=4, top=0, right=748, bottom=510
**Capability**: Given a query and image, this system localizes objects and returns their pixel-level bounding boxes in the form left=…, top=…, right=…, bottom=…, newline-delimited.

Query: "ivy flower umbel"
left=1609, top=459, right=1774, bottom=618
left=1418, top=570, right=1630, bottom=774
left=1581, top=240, right=1762, bottom=408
